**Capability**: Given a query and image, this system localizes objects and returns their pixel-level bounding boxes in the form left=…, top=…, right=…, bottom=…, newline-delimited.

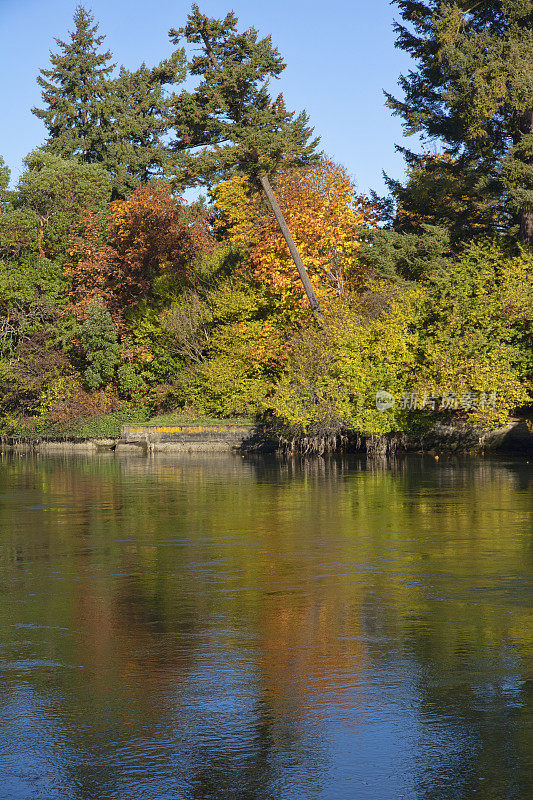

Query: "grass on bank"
left=1, top=409, right=253, bottom=440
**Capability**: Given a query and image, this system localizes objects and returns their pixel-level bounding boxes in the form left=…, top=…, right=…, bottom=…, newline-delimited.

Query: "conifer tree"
left=386, top=0, right=533, bottom=243
left=169, top=5, right=323, bottom=316
left=33, top=5, right=114, bottom=165
left=105, top=52, right=186, bottom=195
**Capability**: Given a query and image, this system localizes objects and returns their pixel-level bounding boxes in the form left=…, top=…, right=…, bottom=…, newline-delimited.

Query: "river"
left=0, top=453, right=531, bottom=799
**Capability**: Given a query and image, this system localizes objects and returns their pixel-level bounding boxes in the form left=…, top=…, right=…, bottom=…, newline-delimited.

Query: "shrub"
left=267, top=288, right=421, bottom=437
left=413, top=241, right=533, bottom=423
left=268, top=241, right=533, bottom=437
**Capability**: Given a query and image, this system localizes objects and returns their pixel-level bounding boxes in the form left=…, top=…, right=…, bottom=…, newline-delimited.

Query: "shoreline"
left=1, top=419, right=532, bottom=457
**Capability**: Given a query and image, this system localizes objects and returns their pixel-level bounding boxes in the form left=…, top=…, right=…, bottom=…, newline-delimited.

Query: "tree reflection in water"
left=0, top=453, right=531, bottom=799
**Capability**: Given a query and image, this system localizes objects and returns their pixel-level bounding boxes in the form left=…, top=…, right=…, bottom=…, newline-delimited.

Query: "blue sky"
left=0, top=0, right=417, bottom=196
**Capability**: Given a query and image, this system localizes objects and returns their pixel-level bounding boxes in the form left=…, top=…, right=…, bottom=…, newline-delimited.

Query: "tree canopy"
left=33, top=5, right=186, bottom=195
left=104, top=53, right=186, bottom=194
left=386, top=0, right=533, bottom=243
left=1, top=2, right=531, bottom=441
left=33, top=5, right=114, bottom=165
left=169, top=4, right=320, bottom=187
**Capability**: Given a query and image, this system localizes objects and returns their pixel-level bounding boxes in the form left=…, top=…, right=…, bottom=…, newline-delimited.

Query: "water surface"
left=0, top=453, right=532, bottom=799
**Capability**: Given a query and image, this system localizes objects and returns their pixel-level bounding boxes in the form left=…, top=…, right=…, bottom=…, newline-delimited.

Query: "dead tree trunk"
left=258, top=173, right=322, bottom=317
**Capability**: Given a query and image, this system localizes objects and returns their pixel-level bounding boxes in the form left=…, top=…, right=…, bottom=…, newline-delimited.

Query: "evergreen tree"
left=386, top=0, right=533, bottom=243
left=104, top=52, right=186, bottom=195
left=32, top=5, right=114, bottom=164
left=169, top=5, right=323, bottom=316
left=78, top=300, right=120, bottom=390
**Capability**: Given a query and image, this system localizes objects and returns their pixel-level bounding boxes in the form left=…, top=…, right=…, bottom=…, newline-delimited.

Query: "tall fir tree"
left=386, top=0, right=533, bottom=243
left=104, top=52, right=186, bottom=195
left=33, top=7, right=185, bottom=195
left=169, top=5, right=323, bottom=315
left=33, top=5, right=114, bottom=165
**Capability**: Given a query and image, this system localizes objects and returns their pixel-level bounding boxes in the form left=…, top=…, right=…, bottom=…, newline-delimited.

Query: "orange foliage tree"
left=213, top=159, right=377, bottom=308
left=66, top=184, right=214, bottom=319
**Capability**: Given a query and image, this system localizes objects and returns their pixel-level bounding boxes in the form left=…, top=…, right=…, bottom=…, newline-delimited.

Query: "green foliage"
left=387, top=155, right=501, bottom=241
left=123, top=305, right=183, bottom=385
left=105, top=54, right=186, bottom=195
left=32, top=5, right=115, bottom=164
left=0, top=332, right=72, bottom=416
left=163, top=280, right=283, bottom=416
left=0, top=256, right=71, bottom=362
left=356, top=224, right=451, bottom=281
left=411, top=241, right=533, bottom=419
left=163, top=278, right=273, bottom=361
left=116, top=364, right=145, bottom=401
left=188, top=318, right=282, bottom=416
left=32, top=6, right=186, bottom=194
left=267, top=290, right=421, bottom=436
left=77, top=301, right=120, bottom=389
left=192, top=241, right=249, bottom=286
left=268, top=242, right=533, bottom=436
left=386, top=0, right=533, bottom=242
left=0, top=152, right=109, bottom=384
left=60, top=406, right=151, bottom=438
left=0, top=255, right=68, bottom=309
left=169, top=4, right=320, bottom=186
left=147, top=411, right=251, bottom=426
left=15, top=151, right=110, bottom=259
left=0, top=405, right=152, bottom=439
left=0, top=209, right=40, bottom=259
left=0, top=156, right=10, bottom=205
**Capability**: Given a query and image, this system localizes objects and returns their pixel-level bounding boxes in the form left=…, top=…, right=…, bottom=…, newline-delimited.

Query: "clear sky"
left=0, top=0, right=417, bottom=196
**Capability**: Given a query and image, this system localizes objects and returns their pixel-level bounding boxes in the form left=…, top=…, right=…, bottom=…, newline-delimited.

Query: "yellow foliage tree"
left=213, top=160, right=377, bottom=309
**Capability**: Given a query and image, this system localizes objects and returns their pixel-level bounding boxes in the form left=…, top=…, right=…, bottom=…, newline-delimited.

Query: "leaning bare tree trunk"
left=519, top=109, right=533, bottom=245
left=258, top=173, right=322, bottom=317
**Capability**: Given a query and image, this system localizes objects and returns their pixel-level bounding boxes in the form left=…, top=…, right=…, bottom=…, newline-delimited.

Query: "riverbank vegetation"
left=1, top=3, right=532, bottom=443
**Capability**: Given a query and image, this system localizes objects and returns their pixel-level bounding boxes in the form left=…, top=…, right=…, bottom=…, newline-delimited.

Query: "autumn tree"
left=169, top=5, right=323, bottom=316
left=387, top=0, right=533, bottom=243
left=214, top=160, right=376, bottom=307
left=66, top=184, right=214, bottom=318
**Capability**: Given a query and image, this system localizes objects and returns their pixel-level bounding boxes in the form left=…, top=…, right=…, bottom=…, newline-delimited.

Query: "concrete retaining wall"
left=0, top=425, right=264, bottom=455
left=118, top=424, right=258, bottom=453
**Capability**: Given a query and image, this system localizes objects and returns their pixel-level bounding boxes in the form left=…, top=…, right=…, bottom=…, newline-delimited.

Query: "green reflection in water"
left=0, top=454, right=531, bottom=800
